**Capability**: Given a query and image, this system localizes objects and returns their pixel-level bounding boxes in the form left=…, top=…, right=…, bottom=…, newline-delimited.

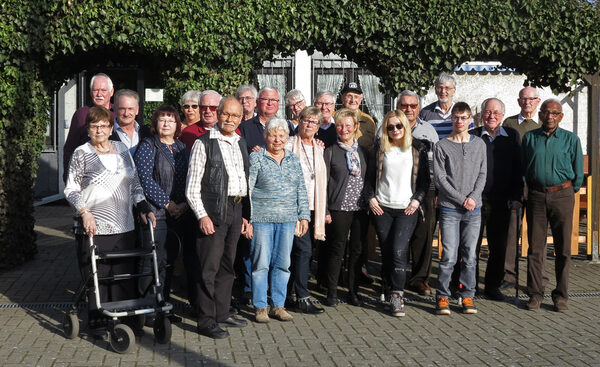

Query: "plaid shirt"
left=186, top=129, right=247, bottom=219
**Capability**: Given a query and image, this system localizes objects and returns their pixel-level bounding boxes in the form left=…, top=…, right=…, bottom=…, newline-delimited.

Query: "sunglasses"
left=386, top=123, right=404, bottom=132
left=183, top=104, right=199, bottom=110
left=200, top=105, right=218, bottom=112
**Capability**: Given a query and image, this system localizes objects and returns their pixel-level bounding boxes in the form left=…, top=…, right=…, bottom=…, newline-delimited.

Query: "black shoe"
left=218, top=316, right=248, bottom=328
left=297, top=298, right=325, bottom=314
left=168, top=314, right=182, bottom=323
left=347, top=293, right=363, bottom=306
left=198, top=324, right=230, bottom=339
left=326, top=295, right=339, bottom=307
left=358, top=272, right=374, bottom=285
left=484, top=287, right=505, bottom=301
left=499, top=280, right=515, bottom=291
left=285, top=298, right=297, bottom=310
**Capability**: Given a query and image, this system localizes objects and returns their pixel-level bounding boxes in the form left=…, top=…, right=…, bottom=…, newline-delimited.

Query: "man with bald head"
left=186, top=97, right=251, bottom=338
left=521, top=99, right=583, bottom=312
left=502, top=87, right=541, bottom=140
left=468, top=98, right=522, bottom=300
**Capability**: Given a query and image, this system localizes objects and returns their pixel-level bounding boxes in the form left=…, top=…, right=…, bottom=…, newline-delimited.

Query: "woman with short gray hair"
left=248, top=118, right=310, bottom=323
left=180, top=90, right=201, bottom=128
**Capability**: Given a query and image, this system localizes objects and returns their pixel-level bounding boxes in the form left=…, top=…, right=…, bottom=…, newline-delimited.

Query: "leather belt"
left=531, top=181, right=572, bottom=193
left=229, top=195, right=243, bottom=204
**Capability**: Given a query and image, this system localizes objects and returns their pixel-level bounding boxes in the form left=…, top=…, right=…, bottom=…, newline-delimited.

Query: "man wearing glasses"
left=396, top=90, right=438, bottom=296
left=235, top=85, right=258, bottom=122
left=180, top=90, right=222, bottom=150
left=502, top=87, right=541, bottom=141
left=420, top=74, right=473, bottom=139
left=239, top=86, right=280, bottom=153
left=521, top=99, right=583, bottom=312
left=468, top=98, right=522, bottom=301
left=313, top=90, right=338, bottom=148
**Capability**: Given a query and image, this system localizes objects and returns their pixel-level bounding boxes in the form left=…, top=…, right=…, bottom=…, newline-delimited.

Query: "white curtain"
left=257, top=74, right=286, bottom=118
left=317, top=74, right=345, bottom=100
left=358, top=74, right=385, bottom=128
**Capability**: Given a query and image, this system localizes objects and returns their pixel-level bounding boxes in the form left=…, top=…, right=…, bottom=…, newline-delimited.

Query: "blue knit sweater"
left=249, top=148, right=310, bottom=223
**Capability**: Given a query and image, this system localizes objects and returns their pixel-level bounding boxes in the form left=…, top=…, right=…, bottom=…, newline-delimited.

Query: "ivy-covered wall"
left=1, top=0, right=599, bottom=268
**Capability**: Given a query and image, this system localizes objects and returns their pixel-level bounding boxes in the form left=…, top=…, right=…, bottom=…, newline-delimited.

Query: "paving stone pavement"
left=0, top=201, right=599, bottom=366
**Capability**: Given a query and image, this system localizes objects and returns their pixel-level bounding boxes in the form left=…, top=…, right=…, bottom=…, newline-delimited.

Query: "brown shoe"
left=526, top=296, right=543, bottom=310
left=552, top=296, right=568, bottom=312
left=415, top=282, right=432, bottom=296
left=255, top=308, right=270, bottom=323
left=269, top=307, right=293, bottom=321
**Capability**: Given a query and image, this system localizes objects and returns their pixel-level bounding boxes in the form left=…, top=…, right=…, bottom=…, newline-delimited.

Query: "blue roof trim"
left=454, top=65, right=517, bottom=72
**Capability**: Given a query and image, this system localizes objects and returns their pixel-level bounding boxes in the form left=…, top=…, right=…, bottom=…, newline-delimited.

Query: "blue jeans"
left=437, top=207, right=481, bottom=299
left=251, top=222, right=295, bottom=309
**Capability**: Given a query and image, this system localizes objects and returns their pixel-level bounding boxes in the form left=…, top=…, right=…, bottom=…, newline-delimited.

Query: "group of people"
left=63, top=72, right=584, bottom=340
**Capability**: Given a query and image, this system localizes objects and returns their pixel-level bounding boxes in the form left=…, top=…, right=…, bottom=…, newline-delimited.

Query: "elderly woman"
left=181, top=90, right=201, bottom=129
left=133, top=105, right=192, bottom=323
left=285, top=89, right=306, bottom=134
left=284, top=107, right=326, bottom=314
left=366, top=110, right=429, bottom=317
left=64, top=106, right=154, bottom=336
left=249, top=118, right=310, bottom=323
left=324, top=108, right=370, bottom=307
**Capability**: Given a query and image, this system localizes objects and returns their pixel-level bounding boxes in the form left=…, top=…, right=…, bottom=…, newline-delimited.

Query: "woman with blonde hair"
left=366, top=110, right=429, bottom=317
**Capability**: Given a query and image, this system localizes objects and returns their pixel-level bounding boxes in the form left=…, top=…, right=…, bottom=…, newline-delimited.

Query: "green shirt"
left=522, top=127, right=584, bottom=192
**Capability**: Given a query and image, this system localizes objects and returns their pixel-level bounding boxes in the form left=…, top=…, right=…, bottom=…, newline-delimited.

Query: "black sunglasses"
left=386, top=123, right=404, bottom=132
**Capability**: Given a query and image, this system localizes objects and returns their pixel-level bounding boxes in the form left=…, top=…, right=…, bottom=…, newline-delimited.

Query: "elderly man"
left=109, top=89, right=151, bottom=154
left=236, top=85, right=258, bottom=122
left=522, top=99, right=583, bottom=312
left=502, top=87, right=541, bottom=141
left=285, top=89, right=306, bottom=134
left=434, top=102, right=486, bottom=315
left=396, top=90, right=439, bottom=295
left=180, top=90, right=222, bottom=150
left=239, top=86, right=280, bottom=153
left=186, top=97, right=252, bottom=339
left=314, top=90, right=338, bottom=148
left=63, top=73, right=115, bottom=182
left=468, top=98, right=522, bottom=301
left=340, top=82, right=376, bottom=149
left=420, top=74, right=473, bottom=139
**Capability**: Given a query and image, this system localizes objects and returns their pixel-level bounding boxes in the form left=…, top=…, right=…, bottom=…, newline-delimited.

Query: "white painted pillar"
left=294, top=50, right=312, bottom=105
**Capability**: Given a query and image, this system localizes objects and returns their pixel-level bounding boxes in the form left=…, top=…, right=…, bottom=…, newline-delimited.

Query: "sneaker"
left=436, top=297, right=451, bottom=315
left=269, top=307, right=293, bottom=321
left=462, top=298, right=477, bottom=314
left=390, top=293, right=405, bottom=317
left=255, top=308, right=270, bottom=323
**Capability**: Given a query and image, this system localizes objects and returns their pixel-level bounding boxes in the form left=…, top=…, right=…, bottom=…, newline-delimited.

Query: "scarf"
left=337, top=138, right=361, bottom=177
left=289, top=136, right=327, bottom=241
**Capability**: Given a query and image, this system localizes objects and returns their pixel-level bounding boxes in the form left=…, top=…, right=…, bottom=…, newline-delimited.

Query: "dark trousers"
left=76, top=231, right=136, bottom=317
left=326, top=210, right=368, bottom=296
left=407, top=189, right=436, bottom=286
left=476, top=200, right=511, bottom=290
left=526, top=187, right=574, bottom=299
left=373, top=206, right=418, bottom=292
left=288, top=211, right=315, bottom=300
left=195, top=199, right=242, bottom=329
left=177, top=212, right=199, bottom=307
left=503, top=208, right=522, bottom=284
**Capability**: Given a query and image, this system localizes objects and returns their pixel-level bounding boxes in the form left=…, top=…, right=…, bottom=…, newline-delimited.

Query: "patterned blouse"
left=64, top=141, right=146, bottom=235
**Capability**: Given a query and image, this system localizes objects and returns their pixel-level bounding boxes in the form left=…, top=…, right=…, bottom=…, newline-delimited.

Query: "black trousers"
left=476, top=200, right=512, bottom=290
left=194, top=199, right=242, bottom=329
left=326, top=210, right=369, bottom=296
left=407, top=189, right=436, bottom=286
left=526, top=187, right=574, bottom=299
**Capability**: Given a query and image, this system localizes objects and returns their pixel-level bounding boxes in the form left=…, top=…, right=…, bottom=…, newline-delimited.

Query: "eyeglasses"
left=200, top=105, right=218, bottom=112
left=315, top=102, right=335, bottom=107
left=302, top=119, right=320, bottom=126
left=540, top=110, right=562, bottom=116
left=183, top=104, right=199, bottom=110
left=482, top=110, right=503, bottom=117
left=158, top=118, right=176, bottom=124
left=289, top=100, right=305, bottom=108
left=399, top=103, right=419, bottom=110
left=238, top=96, right=255, bottom=102
left=220, top=112, right=242, bottom=119
left=89, top=124, right=111, bottom=131
left=519, top=97, right=539, bottom=102
left=386, top=123, right=404, bottom=132
left=259, top=98, right=280, bottom=104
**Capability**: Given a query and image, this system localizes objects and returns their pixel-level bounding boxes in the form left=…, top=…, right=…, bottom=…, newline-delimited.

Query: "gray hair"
left=315, top=90, right=335, bottom=101
left=396, top=90, right=421, bottom=109
left=235, top=85, right=258, bottom=99
left=89, top=73, right=113, bottom=93
left=258, top=86, right=280, bottom=99
left=434, top=73, right=456, bottom=88
left=200, top=90, right=222, bottom=103
left=217, top=96, right=242, bottom=114
left=519, top=86, right=539, bottom=99
left=263, top=117, right=289, bottom=137
left=540, top=98, right=562, bottom=111
left=481, top=98, right=506, bottom=114
left=285, top=89, right=305, bottom=104
left=114, top=89, right=139, bottom=106
left=180, top=90, right=201, bottom=105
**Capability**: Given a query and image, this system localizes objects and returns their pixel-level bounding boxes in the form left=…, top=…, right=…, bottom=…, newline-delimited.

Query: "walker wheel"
left=153, top=315, right=172, bottom=344
left=63, top=313, right=79, bottom=339
left=110, top=324, right=135, bottom=353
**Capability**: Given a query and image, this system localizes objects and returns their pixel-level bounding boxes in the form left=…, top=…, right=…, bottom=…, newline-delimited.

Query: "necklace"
left=300, top=141, right=315, bottom=180
left=94, top=144, right=111, bottom=154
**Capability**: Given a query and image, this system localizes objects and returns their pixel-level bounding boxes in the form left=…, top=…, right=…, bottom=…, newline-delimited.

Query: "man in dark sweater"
left=469, top=98, right=523, bottom=301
